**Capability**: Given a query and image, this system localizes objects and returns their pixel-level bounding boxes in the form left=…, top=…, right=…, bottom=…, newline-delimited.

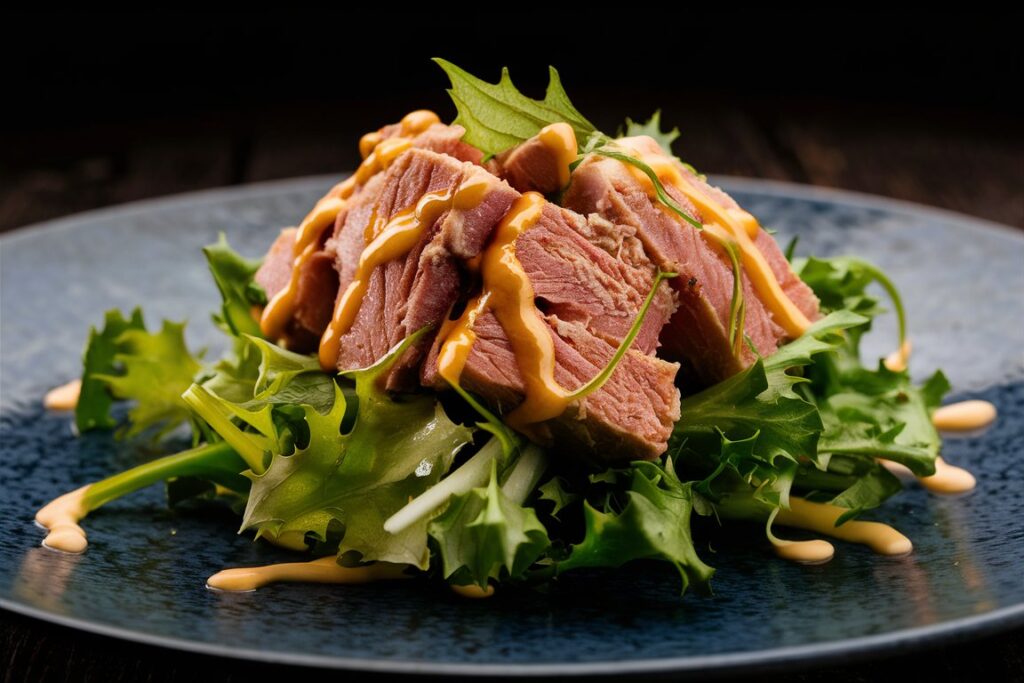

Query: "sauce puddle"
left=35, top=485, right=91, bottom=553
left=774, top=497, right=912, bottom=561
left=933, top=400, right=997, bottom=431
left=206, top=557, right=410, bottom=592
left=44, top=379, right=81, bottom=411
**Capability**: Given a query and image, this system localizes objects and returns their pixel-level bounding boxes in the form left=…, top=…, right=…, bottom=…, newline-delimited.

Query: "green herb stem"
left=717, top=238, right=746, bottom=354
left=83, top=441, right=246, bottom=512
left=568, top=269, right=677, bottom=402
left=181, top=384, right=267, bottom=474
left=851, top=259, right=907, bottom=350
left=499, top=444, right=547, bottom=506
left=713, top=489, right=775, bottom=523
left=593, top=149, right=702, bottom=230
left=382, top=437, right=504, bottom=535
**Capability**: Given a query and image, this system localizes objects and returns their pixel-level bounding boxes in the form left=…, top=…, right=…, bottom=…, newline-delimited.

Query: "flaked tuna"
left=561, top=136, right=819, bottom=386
left=423, top=200, right=679, bottom=461
left=326, top=148, right=518, bottom=390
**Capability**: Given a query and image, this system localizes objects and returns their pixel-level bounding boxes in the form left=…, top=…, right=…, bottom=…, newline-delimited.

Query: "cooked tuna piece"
left=382, top=121, right=484, bottom=166
left=429, top=309, right=680, bottom=462
left=505, top=203, right=674, bottom=356
left=562, top=136, right=819, bottom=386
left=256, top=119, right=482, bottom=350
left=254, top=227, right=297, bottom=307
left=254, top=227, right=338, bottom=349
left=325, top=148, right=518, bottom=390
left=487, top=134, right=565, bottom=195
left=422, top=199, right=680, bottom=461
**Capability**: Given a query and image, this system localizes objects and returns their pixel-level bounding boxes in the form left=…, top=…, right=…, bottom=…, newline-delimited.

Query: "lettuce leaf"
left=76, top=309, right=204, bottom=440
left=621, top=110, right=680, bottom=155
left=557, top=458, right=713, bottom=593
left=76, top=236, right=262, bottom=440
left=816, top=364, right=948, bottom=473
left=672, top=311, right=867, bottom=498
left=75, top=308, right=146, bottom=432
left=203, top=233, right=266, bottom=339
left=238, top=333, right=475, bottom=568
left=788, top=255, right=948, bottom=519
left=434, top=58, right=595, bottom=157
left=429, top=461, right=550, bottom=588
left=537, top=476, right=579, bottom=519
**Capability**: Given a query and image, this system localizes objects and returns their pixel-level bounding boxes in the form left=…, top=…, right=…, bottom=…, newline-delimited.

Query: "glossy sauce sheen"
left=537, top=123, right=577, bottom=189
left=206, top=557, right=409, bottom=592
left=436, top=293, right=491, bottom=387
left=933, top=400, right=998, bottom=431
left=436, top=192, right=570, bottom=429
left=35, top=485, right=90, bottom=553
left=43, top=379, right=81, bottom=411
left=884, top=338, right=913, bottom=372
left=260, top=110, right=440, bottom=345
left=771, top=537, right=835, bottom=564
left=616, top=140, right=812, bottom=338
left=919, top=456, right=977, bottom=494
left=317, top=176, right=490, bottom=370
left=776, top=497, right=913, bottom=557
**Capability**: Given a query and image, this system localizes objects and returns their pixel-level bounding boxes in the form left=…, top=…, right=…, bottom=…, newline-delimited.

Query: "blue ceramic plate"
left=1, top=177, right=1022, bottom=677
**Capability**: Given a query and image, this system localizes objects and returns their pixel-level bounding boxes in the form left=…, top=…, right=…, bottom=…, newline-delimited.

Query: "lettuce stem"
left=594, top=149, right=702, bottom=230
left=567, top=270, right=676, bottom=402
left=383, top=437, right=504, bottom=535
left=181, top=384, right=267, bottom=474
left=851, top=259, right=907, bottom=350
left=713, top=489, right=775, bottom=523
left=499, top=444, right=547, bottom=505
left=83, top=441, right=247, bottom=512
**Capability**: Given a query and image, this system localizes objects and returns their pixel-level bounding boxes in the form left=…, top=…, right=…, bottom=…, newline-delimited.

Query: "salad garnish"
left=34, top=60, right=997, bottom=599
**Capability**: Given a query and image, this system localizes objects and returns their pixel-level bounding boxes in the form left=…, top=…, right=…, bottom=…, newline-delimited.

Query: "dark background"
left=2, top=9, right=1022, bottom=682
left=2, top=11, right=1021, bottom=233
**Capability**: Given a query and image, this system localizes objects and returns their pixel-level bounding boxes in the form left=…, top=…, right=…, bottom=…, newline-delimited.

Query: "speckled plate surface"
left=1, top=177, right=1022, bottom=677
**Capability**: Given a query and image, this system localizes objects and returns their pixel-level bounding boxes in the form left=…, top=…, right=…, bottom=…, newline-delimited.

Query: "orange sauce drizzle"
left=884, top=338, right=913, bottom=372
left=359, top=131, right=382, bottom=159
left=317, top=175, right=491, bottom=371
left=615, top=139, right=811, bottom=338
left=933, top=400, right=998, bottom=431
left=44, top=379, right=81, bottom=411
left=436, top=192, right=569, bottom=429
left=436, top=293, right=491, bottom=387
left=206, top=557, right=410, bottom=592
left=451, top=583, right=495, bottom=599
left=260, top=110, right=440, bottom=343
left=919, top=456, right=977, bottom=494
left=776, top=497, right=912, bottom=557
left=771, top=538, right=835, bottom=564
left=35, top=485, right=91, bottom=553
left=881, top=457, right=977, bottom=495
left=537, top=123, right=577, bottom=189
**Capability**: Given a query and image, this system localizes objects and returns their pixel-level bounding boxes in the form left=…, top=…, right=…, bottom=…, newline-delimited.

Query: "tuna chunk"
left=506, top=203, right=674, bottom=356
left=259, top=127, right=685, bottom=460
left=562, top=135, right=819, bottom=386
left=253, top=227, right=339, bottom=350
left=255, top=121, right=482, bottom=349
left=423, top=201, right=680, bottom=461
left=376, top=121, right=484, bottom=166
left=487, top=134, right=566, bottom=195
left=428, top=309, right=680, bottom=462
left=327, top=148, right=518, bottom=390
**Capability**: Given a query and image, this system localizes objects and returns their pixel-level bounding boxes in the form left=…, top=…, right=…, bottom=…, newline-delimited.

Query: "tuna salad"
left=35, top=60, right=996, bottom=597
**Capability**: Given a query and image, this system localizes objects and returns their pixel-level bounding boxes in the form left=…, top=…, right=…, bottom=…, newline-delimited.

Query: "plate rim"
left=2, top=175, right=1022, bottom=676
left=2, top=597, right=1022, bottom=676
left=1, top=173, right=1021, bottom=248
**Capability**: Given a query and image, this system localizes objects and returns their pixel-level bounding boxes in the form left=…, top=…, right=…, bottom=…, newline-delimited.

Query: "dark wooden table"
left=1, top=102, right=1021, bottom=681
